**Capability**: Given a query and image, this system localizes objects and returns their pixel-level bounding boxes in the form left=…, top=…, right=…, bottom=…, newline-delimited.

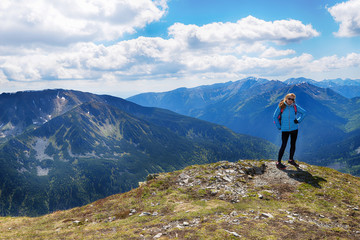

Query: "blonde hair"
left=279, top=93, right=296, bottom=110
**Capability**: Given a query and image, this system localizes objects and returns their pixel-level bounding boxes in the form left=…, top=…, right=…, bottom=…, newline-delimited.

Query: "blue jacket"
left=273, top=103, right=306, bottom=131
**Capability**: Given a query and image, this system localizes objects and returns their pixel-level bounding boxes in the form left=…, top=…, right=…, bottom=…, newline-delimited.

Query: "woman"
left=273, top=93, right=306, bottom=169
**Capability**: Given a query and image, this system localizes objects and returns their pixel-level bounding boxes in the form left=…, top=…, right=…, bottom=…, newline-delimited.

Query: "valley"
left=0, top=90, right=276, bottom=216
left=128, top=77, right=360, bottom=176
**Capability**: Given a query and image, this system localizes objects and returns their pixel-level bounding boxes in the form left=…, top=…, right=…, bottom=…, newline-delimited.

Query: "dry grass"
left=1, top=160, right=360, bottom=239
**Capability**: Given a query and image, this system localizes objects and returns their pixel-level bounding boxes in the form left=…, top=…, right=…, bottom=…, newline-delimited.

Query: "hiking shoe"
left=276, top=162, right=286, bottom=170
left=288, top=159, right=299, bottom=167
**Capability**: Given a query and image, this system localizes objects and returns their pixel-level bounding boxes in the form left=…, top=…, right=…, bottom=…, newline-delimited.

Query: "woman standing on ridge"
left=273, top=93, right=306, bottom=170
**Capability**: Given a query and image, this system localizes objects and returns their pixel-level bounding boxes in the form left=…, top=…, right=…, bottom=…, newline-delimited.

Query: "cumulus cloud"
left=0, top=70, right=9, bottom=84
left=0, top=37, right=181, bottom=83
left=328, top=0, right=360, bottom=37
left=260, top=47, right=296, bottom=58
left=311, top=53, right=360, bottom=71
left=4, top=37, right=354, bottom=87
left=0, top=0, right=168, bottom=46
left=1, top=11, right=359, bottom=97
left=168, top=16, right=319, bottom=47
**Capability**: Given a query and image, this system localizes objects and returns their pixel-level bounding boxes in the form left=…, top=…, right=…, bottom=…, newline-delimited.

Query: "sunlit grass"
left=1, top=160, right=359, bottom=239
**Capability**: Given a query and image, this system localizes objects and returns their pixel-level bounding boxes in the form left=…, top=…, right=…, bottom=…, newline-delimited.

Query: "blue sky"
left=0, top=0, right=360, bottom=97
left=140, top=0, right=356, bottom=58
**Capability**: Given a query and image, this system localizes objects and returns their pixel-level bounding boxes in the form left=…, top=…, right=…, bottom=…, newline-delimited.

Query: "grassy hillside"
left=1, top=160, right=359, bottom=239
left=0, top=101, right=277, bottom=216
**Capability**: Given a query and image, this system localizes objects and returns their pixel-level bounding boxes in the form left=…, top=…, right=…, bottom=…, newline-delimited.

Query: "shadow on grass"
left=283, top=167, right=327, bottom=188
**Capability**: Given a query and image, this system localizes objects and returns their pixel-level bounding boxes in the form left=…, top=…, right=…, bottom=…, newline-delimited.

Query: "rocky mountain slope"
left=0, top=90, right=103, bottom=142
left=0, top=90, right=277, bottom=216
left=285, top=77, right=360, bottom=98
left=1, top=160, right=359, bottom=239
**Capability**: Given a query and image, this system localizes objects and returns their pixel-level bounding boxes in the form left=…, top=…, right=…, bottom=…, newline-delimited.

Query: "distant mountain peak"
left=241, top=76, right=269, bottom=83
left=284, top=77, right=317, bottom=85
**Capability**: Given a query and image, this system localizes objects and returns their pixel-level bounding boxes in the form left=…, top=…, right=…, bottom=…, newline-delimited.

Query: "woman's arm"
left=295, top=104, right=307, bottom=123
left=273, top=106, right=281, bottom=130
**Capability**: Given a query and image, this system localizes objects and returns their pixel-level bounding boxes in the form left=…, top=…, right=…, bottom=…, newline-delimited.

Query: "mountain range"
left=0, top=89, right=277, bottom=216
left=127, top=77, right=360, bottom=176
left=284, top=77, right=360, bottom=98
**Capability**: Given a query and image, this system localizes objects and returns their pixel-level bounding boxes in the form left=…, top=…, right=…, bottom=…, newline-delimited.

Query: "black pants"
left=278, top=129, right=298, bottom=162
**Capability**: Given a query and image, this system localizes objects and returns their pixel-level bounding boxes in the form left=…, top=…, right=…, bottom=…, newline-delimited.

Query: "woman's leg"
left=278, top=131, right=290, bottom=162
left=289, top=130, right=298, bottom=160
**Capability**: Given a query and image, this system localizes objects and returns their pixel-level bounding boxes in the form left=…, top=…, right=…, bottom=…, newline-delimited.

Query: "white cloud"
left=0, top=70, right=8, bottom=84
left=260, top=47, right=296, bottom=58
left=1, top=12, right=359, bottom=97
left=235, top=42, right=267, bottom=55
left=168, top=16, right=319, bottom=47
left=230, top=54, right=314, bottom=76
left=0, top=0, right=168, bottom=46
left=328, top=0, right=360, bottom=37
left=2, top=51, right=360, bottom=97
left=311, top=53, right=360, bottom=71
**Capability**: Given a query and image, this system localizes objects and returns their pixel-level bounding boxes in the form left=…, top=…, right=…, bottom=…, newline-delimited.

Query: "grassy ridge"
left=1, top=160, right=359, bottom=239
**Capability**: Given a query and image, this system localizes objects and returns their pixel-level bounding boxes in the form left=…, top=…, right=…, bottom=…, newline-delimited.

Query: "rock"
left=230, top=211, right=238, bottom=217
left=225, top=230, right=241, bottom=237
left=192, top=218, right=201, bottom=225
left=152, top=212, right=159, bottom=216
left=179, top=173, right=190, bottom=179
left=210, top=189, right=219, bottom=195
left=257, top=164, right=266, bottom=174
left=73, top=220, right=82, bottom=225
left=244, top=164, right=266, bottom=175
left=163, top=224, right=172, bottom=230
left=147, top=173, right=159, bottom=181
left=153, top=233, right=163, bottom=239
left=183, top=221, right=190, bottom=226
left=261, top=213, right=274, bottom=218
left=139, top=212, right=152, bottom=217
left=222, top=176, right=232, bottom=182
left=130, top=209, right=137, bottom=213
left=176, top=224, right=183, bottom=229
left=219, top=194, right=226, bottom=200
left=245, top=167, right=255, bottom=175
